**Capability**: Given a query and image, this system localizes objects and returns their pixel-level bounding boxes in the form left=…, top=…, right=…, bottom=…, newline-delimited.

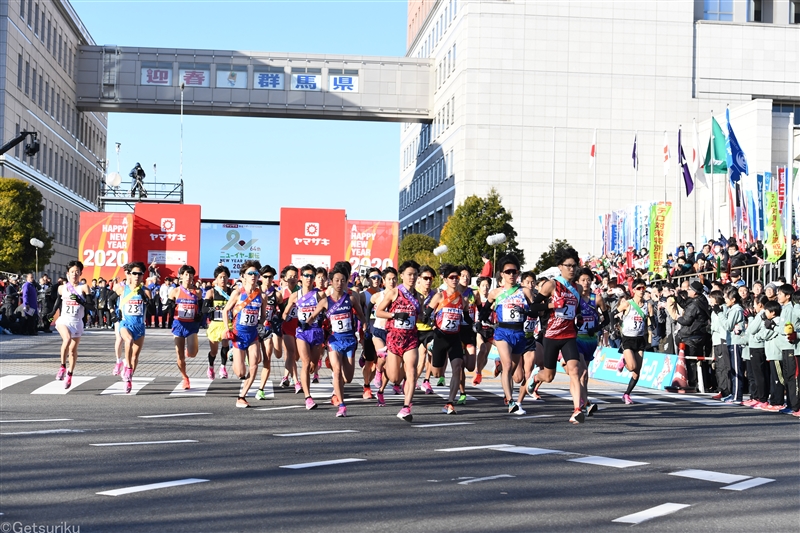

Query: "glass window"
left=34, top=3, right=38, bottom=34
left=17, top=54, right=22, bottom=88
left=704, top=0, right=734, bottom=21
left=792, top=1, right=800, bottom=23
left=24, top=61, right=29, bottom=95
left=20, top=0, right=25, bottom=19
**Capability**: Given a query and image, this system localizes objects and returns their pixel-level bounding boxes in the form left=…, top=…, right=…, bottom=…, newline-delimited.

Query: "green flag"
left=703, top=117, right=727, bottom=174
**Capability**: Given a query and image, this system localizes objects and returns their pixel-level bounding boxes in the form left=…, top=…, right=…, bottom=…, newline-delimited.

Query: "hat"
left=766, top=282, right=779, bottom=292
left=689, top=280, right=704, bottom=294
left=686, top=242, right=694, bottom=248
left=730, top=270, right=741, bottom=278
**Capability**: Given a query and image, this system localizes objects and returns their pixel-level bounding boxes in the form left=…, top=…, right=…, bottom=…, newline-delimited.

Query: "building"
left=398, top=0, right=800, bottom=262
left=0, top=0, right=106, bottom=279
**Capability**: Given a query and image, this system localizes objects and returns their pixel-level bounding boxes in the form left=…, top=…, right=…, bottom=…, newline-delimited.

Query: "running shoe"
left=280, top=377, right=290, bottom=388
left=508, top=401, right=520, bottom=414
left=622, top=393, right=633, bottom=405
left=255, top=389, right=268, bottom=400
left=64, top=374, right=72, bottom=389
left=123, top=367, right=132, bottom=382
left=615, top=357, right=626, bottom=372
left=305, top=397, right=318, bottom=410
left=437, top=377, right=446, bottom=387
left=422, top=381, right=434, bottom=395
left=392, top=385, right=403, bottom=395
left=336, top=405, right=348, bottom=417
left=742, top=399, right=758, bottom=407
left=311, top=373, right=319, bottom=384
left=397, top=405, right=413, bottom=422
left=779, top=406, right=794, bottom=414
left=711, top=392, right=724, bottom=400
left=760, top=403, right=784, bottom=412
left=586, top=402, right=598, bottom=416
left=295, top=381, right=303, bottom=394
left=207, top=366, right=215, bottom=380
left=236, top=398, right=249, bottom=408
left=456, top=393, right=467, bottom=405
left=112, top=361, right=123, bottom=376
left=125, top=380, right=132, bottom=394
left=358, top=355, right=365, bottom=368
left=472, top=373, right=483, bottom=386
left=569, top=408, right=585, bottom=424
left=182, top=377, right=191, bottom=390
left=376, top=392, right=386, bottom=407
left=526, top=376, right=538, bottom=394
left=753, top=401, right=770, bottom=410
left=219, top=366, right=228, bottom=379
left=532, top=391, right=542, bottom=401
left=374, top=370, right=383, bottom=389
left=725, top=398, right=742, bottom=405
left=442, top=403, right=456, bottom=415
left=362, top=387, right=373, bottom=400
left=324, top=356, right=332, bottom=369
left=493, top=360, right=502, bottom=377
left=792, top=410, right=800, bottom=418
left=56, top=367, right=66, bottom=380
left=331, top=394, right=340, bottom=406
left=503, top=397, right=509, bottom=406
left=515, top=405, right=527, bottom=415
left=721, top=394, right=733, bottom=403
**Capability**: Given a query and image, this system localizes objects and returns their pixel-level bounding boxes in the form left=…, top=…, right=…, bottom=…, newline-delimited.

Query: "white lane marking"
left=169, top=378, right=213, bottom=397
left=495, top=446, right=562, bottom=456
left=430, top=386, right=478, bottom=402
left=568, top=456, right=649, bottom=468
left=0, top=375, right=37, bottom=390
left=0, top=418, right=73, bottom=423
left=1, top=429, right=85, bottom=435
left=90, top=440, right=198, bottom=447
left=513, top=415, right=555, bottom=419
left=411, top=422, right=475, bottom=428
left=721, top=477, right=776, bottom=491
left=101, top=377, right=154, bottom=396
left=246, top=380, right=274, bottom=399
left=274, top=430, right=359, bottom=437
left=308, top=383, right=334, bottom=400
left=436, top=444, right=513, bottom=452
left=31, top=376, right=95, bottom=394
left=458, top=474, right=516, bottom=485
left=255, top=405, right=305, bottom=411
left=138, top=412, right=211, bottom=418
left=669, top=469, right=751, bottom=484
left=648, top=391, right=739, bottom=407
left=612, top=503, right=691, bottom=524
left=627, top=394, right=671, bottom=405
left=540, top=388, right=609, bottom=404
left=280, top=458, right=366, bottom=469
left=97, top=478, right=209, bottom=496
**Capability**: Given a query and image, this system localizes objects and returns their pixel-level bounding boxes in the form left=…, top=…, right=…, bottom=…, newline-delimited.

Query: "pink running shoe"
left=374, top=371, right=383, bottom=389
left=742, top=399, right=758, bottom=407
left=336, top=405, right=347, bottom=417
left=392, top=385, right=403, bottom=395
left=792, top=410, right=800, bottom=418
left=616, top=357, right=626, bottom=372
left=305, top=397, right=318, bottom=410
left=64, top=374, right=72, bottom=389
left=760, top=404, right=784, bottom=412
left=112, top=361, right=123, bottom=376
left=56, top=367, right=66, bottom=380
left=295, top=381, right=303, bottom=394
left=207, top=366, right=215, bottom=380
left=219, top=366, right=228, bottom=379
left=622, top=393, right=634, bottom=405
left=396, top=405, right=413, bottom=422
left=422, top=381, right=434, bottom=395
left=125, top=380, right=132, bottom=394
left=376, top=392, right=386, bottom=407
left=123, top=366, right=133, bottom=383
left=753, top=401, right=770, bottom=410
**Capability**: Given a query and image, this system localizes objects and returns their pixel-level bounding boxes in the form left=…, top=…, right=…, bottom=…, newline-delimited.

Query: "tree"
left=439, top=188, right=525, bottom=272
left=533, top=239, right=574, bottom=273
left=0, top=178, right=53, bottom=272
left=399, top=233, right=438, bottom=267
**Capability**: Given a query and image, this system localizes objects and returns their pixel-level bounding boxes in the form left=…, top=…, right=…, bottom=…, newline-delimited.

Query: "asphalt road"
left=1, top=330, right=798, bottom=533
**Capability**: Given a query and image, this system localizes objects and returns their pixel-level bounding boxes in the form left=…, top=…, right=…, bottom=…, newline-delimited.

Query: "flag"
left=726, top=107, right=749, bottom=184
left=678, top=128, right=694, bottom=196
left=632, top=133, right=638, bottom=170
left=589, top=128, right=596, bottom=168
left=663, top=131, right=670, bottom=176
left=703, top=117, right=727, bottom=174
left=692, top=119, right=707, bottom=187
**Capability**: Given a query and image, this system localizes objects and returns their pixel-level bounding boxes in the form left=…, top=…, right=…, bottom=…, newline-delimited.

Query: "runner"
left=222, top=261, right=267, bottom=408
left=472, top=276, right=495, bottom=385
left=305, top=264, right=367, bottom=416
left=255, top=265, right=283, bottom=400
left=575, top=267, right=608, bottom=415
left=360, top=267, right=383, bottom=399
left=526, top=248, right=585, bottom=423
left=513, top=272, right=547, bottom=406
left=278, top=265, right=301, bottom=392
left=166, top=265, right=204, bottom=390
left=51, top=260, right=91, bottom=389
left=456, top=265, right=478, bottom=404
left=204, top=265, right=232, bottom=380
left=424, top=264, right=473, bottom=414
left=416, top=265, right=439, bottom=393
left=375, top=260, right=423, bottom=421
left=480, top=254, right=534, bottom=414
left=372, top=266, right=398, bottom=406
left=613, top=278, right=649, bottom=404
left=113, top=262, right=152, bottom=394
left=283, top=264, right=325, bottom=410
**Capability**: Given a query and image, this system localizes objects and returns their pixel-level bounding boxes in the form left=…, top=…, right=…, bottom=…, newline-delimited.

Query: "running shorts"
left=494, top=327, right=526, bottom=356
left=296, top=327, right=324, bottom=347
left=370, top=325, right=387, bottom=343
left=431, top=330, right=464, bottom=367
left=524, top=335, right=538, bottom=354
left=417, top=330, right=435, bottom=350
left=207, top=321, right=230, bottom=343
left=234, top=327, right=259, bottom=350
left=257, top=323, right=275, bottom=341
left=387, top=330, right=419, bottom=357
left=362, top=335, right=377, bottom=362
left=542, top=336, right=580, bottom=370
left=172, top=320, right=200, bottom=338
left=120, top=319, right=145, bottom=341
left=459, top=326, right=477, bottom=348
left=55, top=317, right=84, bottom=339
left=328, top=332, right=358, bottom=357
left=282, top=318, right=298, bottom=336
left=620, top=335, right=648, bottom=354
left=576, top=335, right=599, bottom=361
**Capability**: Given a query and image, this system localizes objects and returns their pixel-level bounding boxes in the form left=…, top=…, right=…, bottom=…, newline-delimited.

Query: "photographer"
left=129, top=162, right=147, bottom=199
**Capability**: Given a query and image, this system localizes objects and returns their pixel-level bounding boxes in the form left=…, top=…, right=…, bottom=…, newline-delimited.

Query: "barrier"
left=553, top=347, right=677, bottom=391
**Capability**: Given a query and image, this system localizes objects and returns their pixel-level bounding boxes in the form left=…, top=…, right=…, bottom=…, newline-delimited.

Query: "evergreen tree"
left=0, top=178, right=53, bottom=272
left=398, top=233, right=438, bottom=267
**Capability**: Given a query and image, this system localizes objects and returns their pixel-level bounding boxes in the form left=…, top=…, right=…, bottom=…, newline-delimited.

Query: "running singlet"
left=282, top=286, right=300, bottom=320
left=434, top=292, right=464, bottom=334
left=296, top=289, right=321, bottom=327
left=461, top=286, right=478, bottom=325
left=577, top=294, right=599, bottom=336
left=545, top=280, right=579, bottom=340
left=493, top=285, right=528, bottom=324
left=235, top=290, right=262, bottom=329
left=61, top=284, right=86, bottom=322
left=174, top=287, right=198, bottom=322
left=523, top=313, right=539, bottom=338
left=121, top=285, right=145, bottom=321
left=621, top=300, right=646, bottom=337
left=388, top=286, right=419, bottom=332
left=262, top=287, right=279, bottom=325
left=373, top=292, right=388, bottom=329
left=327, top=293, right=354, bottom=334
left=364, top=287, right=379, bottom=321
left=211, top=286, right=230, bottom=322
left=416, top=290, right=436, bottom=331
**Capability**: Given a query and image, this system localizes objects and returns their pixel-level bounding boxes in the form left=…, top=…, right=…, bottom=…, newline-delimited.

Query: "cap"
left=730, top=270, right=741, bottom=278
left=689, top=280, right=705, bottom=294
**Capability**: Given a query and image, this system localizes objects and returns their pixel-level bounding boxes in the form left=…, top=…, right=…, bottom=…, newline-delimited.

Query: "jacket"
left=721, top=303, right=746, bottom=346
left=676, top=294, right=710, bottom=339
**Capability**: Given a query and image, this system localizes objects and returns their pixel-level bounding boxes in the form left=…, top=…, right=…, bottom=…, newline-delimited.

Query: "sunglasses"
left=245, top=271, right=259, bottom=276
left=370, top=275, right=381, bottom=280
left=129, top=271, right=144, bottom=276
left=446, top=274, right=459, bottom=280
left=561, top=263, right=578, bottom=269
left=634, top=286, right=646, bottom=291
left=261, top=274, right=274, bottom=279
left=503, top=269, right=519, bottom=275
left=301, top=273, right=314, bottom=278
left=420, top=276, right=433, bottom=281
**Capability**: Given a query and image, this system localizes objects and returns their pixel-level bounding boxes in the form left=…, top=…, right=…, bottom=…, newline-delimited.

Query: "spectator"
left=479, top=251, right=493, bottom=278
left=21, top=273, right=39, bottom=336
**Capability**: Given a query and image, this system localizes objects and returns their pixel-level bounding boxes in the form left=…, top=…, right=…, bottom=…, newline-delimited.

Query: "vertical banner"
left=765, top=191, right=785, bottom=263
left=778, top=167, right=786, bottom=215
left=648, top=202, right=673, bottom=271
left=78, top=213, right=134, bottom=282
left=279, top=208, right=346, bottom=269
left=344, top=220, right=399, bottom=271
left=133, top=203, right=201, bottom=279
left=757, top=173, right=765, bottom=237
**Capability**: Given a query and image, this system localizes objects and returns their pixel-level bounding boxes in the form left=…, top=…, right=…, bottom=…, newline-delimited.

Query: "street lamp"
left=433, top=245, right=448, bottom=264
left=30, top=238, right=44, bottom=278
left=486, top=233, right=507, bottom=277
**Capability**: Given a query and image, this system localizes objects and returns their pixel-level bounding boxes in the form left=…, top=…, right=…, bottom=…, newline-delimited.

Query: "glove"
left=763, top=319, right=775, bottom=330
left=393, top=312, right=410, bottom=321
left=789, top=331, right=798, bottom=344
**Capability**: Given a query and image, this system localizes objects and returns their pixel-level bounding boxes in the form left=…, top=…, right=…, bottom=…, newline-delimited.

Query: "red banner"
left=78, top=212, right=134, bottom=282
left=345, top=220, right=399, bottom=271
left=279, top=208, right=346, bottom=269
left=133, top=203, right=201, bottom=279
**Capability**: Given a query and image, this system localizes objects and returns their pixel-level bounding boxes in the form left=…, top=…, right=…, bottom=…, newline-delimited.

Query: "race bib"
left=298, top=307, right=315, bottom=323
left=213, top=305, right=224, bottom=321
left=177, top=303, right=195, bottom=319
left=126, top=303, right=143, bottom=316
left=239, top=308, right=259, bottom=327
left=65, top=301, right=81, bottom=316
left=287, top=306, right=298, bottom=319
left=393, top=314, right=415, bottom=330
left=440, top=309, right=461, bottom=332
left=330, top=312, right=352, bottom=333
left=264, top=307, right=274, bottom=323
left=503, top=302, right=524, bottom=323
left=554, top=303, right=576, bottom=320
left=524, top=317, right=537, bottom=333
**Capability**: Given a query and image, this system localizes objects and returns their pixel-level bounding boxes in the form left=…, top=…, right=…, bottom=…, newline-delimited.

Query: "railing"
left=669, top=260, right=788, bottom=287
left=98, top=180, right=184, bottom=210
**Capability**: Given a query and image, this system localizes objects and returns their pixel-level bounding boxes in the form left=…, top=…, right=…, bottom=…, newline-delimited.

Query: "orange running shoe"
left=362, top=387, right=373, bottom=400
left=472, top=373, right=483, bottom=385
left=182, top=377, right=191, bottom=390
left=493, top=360, right=502, bottom=377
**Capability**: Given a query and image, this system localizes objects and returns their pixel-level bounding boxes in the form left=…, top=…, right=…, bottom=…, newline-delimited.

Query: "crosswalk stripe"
left=101, top=377, right=154, bottom=396
left=31, top=377, right=95, bottom=395
left=0, top=375, right=37, bottom=391
left=540, top=387, right=610, bottom=404
left=169, top=378, right=213, bottom=397
left=430, top=385, right=477, bottom=402
left=245, top=380, right=274, bottom=399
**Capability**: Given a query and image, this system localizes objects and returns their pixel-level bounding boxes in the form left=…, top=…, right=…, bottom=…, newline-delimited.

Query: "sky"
left=71, top=0, right=408, bottom=222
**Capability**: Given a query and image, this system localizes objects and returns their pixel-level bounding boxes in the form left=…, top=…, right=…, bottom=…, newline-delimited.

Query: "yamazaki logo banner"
left=279, top=208, right=347, bottom=269
left=133, top=203, right=201, bottom=279
left=78, top=212, right=134, bottom=282
left=345, top=220, right=399, bottom=270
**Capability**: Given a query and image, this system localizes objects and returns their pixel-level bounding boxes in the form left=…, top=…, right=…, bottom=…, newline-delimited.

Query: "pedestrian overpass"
left=75, top=45, right=432, bottom=123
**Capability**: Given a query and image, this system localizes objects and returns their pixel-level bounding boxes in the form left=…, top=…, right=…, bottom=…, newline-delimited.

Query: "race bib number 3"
left=330, top=313, right=352, bottom=333
left=239, top=308, right=259, bottom=327
left=298, top=307, right=314, bottom=323
left=126, top=303, right=143, bottom=316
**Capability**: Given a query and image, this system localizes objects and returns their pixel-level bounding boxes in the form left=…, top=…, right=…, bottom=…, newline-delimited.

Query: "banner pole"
left=676, top=127, right=682, bottom=248
left=786, top=112, right=794, bottom=283
left=592, top=128, right=597, bottom=256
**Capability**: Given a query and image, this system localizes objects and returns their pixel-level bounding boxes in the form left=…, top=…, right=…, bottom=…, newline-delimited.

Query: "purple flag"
left=632, top=133, right=638, bottom=170
left=678, top=128, right=694, bottom=196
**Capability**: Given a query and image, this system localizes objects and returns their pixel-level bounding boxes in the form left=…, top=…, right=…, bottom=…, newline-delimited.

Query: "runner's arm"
left=351, top=296, right=367, bottom=327
left=282, top=293, right=298, bottom=321
left=306, top=298, right=328, bottom=323
left=375, top=289, right=397, bottom=319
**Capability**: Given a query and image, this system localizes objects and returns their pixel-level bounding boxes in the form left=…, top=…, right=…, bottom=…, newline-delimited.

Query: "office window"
left=44, top=80, right=49, bottom=111
left=20, top=0, right=25, bottom=19
left=704, top=0, right=734, bottom=21
left=749, top=0, right=763, bottom=21
left=17, top=54, right=22, bottom=88
left=792, top=1, right=800, bottom=23
left=24, top=61, right=30, bottom=95
left=14, top=123, right=20, bottom=158
left=58, top=35, right=62, bottom=66
left=34, top=3, right=38, bottom=34
left=39, top=6, right=45, bottom=42
left=31, top=68, right=36, bottom=101
left=27, top=0, right=32, bottom=25
left=38, top=74, right=43, bottom=106
left=47, top=20, right=51, bottom=51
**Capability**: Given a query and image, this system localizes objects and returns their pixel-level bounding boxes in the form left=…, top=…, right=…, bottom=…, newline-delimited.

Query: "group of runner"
left=48, top=247, right=653, bottom=424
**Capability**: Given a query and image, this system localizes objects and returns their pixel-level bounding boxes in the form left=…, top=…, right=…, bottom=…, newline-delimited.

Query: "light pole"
left=486, top=233, right=507, bottom=278
left=30, top=238, right=44, bottom=279
left=433, top=245, right=448, bottom=264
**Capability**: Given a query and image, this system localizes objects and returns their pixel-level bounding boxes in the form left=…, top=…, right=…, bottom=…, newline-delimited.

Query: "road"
left=1, top=329, right=798, bottom=533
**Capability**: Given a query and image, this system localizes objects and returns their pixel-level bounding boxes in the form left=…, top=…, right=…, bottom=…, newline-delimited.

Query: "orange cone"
left=666, top=343, right=693, bottom=393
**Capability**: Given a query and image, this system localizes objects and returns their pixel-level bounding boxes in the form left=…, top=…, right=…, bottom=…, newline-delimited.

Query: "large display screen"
left=199, top=221, right=279, bottom=279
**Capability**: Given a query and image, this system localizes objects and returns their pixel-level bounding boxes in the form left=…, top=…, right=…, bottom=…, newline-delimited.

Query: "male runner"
left=205, top=265, right=232, bottom=379
left=456, top=265, right=479, bottom=404
left=278, top=265, right=301, bottom=392
left=416, top=265, right=439, bottom=393
left=472, top=276, right=495, bottom=385
left=373, top=267, right=398, bottom=406
left=576, top=267, right=608, bottom=414
left=614, top=278, right=649, bottom=405
left=114, top=262, right=151, bottom=394
left=166, top=265, right=204, bottom=390
left=255, top=265, right=283, bottom=400
left=52, top=260, right=92, bottom=389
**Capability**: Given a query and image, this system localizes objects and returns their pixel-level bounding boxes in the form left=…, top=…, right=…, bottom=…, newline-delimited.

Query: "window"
left=20, top=0, right=25, bottom=20
left=24, top=61, right=30, bottom=95
left=27, top=0, right=32, bottom=25
left=34, top=3, right=38, bottom=34
left=47, top=20, right=51, bottom=51
left=792, top=1, right=800, bottom=23
left=58, top=35, right=62, bottom=66
left=39, top=6, right=45, bottom=42
left=749, top=0, right=762, bottom=21
left=17, top=54, right=22, bottom=88
left=704, top=0, right=733, bottom=21
left=44, top=80, right=49, bottom=111
left=31, top=68, right=36, bottom=101
left=38, top=74, right=43, bottom=106
left=14, top=123, right=20, bottom=158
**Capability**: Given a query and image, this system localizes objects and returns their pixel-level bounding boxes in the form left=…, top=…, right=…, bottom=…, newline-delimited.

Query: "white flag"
left=663, top=131, right=670, bottom=176
left=589, top=129, right=597, bottom=168
left=692, top=119, right=707, bottom=187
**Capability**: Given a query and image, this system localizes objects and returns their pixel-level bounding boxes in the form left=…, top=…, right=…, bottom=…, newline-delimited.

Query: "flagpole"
left=677, top=126, right=682, bottom=248
left=634, top=130, right=638, bottom=204
left=592, top=128, right=597, bottom=256
left=726, top=104, right=733, bottom=239
left=551, top=126, right=555, bottom=243
left=786, top=112, right=794, bottom=282
left=664, top=130, right=668, bottom=203
left=710, top=110, right=716, bottom=238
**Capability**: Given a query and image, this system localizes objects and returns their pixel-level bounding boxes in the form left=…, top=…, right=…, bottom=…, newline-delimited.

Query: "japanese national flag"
left=589, top=129, right=597, bottom=168
left=663, top=131, right=671, bottom=176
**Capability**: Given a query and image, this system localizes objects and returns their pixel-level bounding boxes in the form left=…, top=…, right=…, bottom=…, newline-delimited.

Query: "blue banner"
left=757, top=173, right=765, bottom=237
left=555, top=347, right=677, bottom=390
